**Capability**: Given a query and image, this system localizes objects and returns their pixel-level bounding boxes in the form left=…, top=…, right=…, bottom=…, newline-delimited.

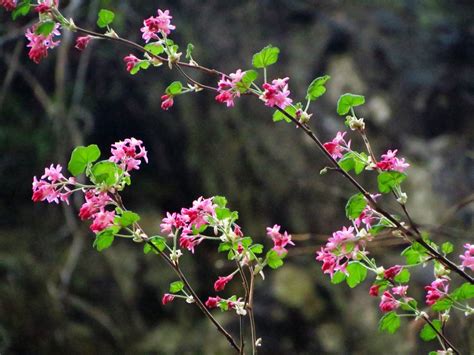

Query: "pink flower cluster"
left=32, top=164, right=74, bottom=204
left=123, top=54, right=139, bottom=72
left=316, top=226, right=369, bottom=278
left=35, top=0, right=57, bottom=14
left=160, top=197, right=217, bottom=253
left=323, top=131, right=351, bottom=160
left=78, top=189, right=115, bottom=233
left=140, top=9, right=175, bottom=42
left=259, top=77, right=292, bottom=109
left=214, top=274, right=234, bottom=292
left=459, top=243, right=474, bottom=271
left=215, top=69, right=245, bottom=107
left=109, top=137, right=148, bottom=172
left=425, top=278, right=449, bottom=306
left=266, top=224, right=294, bottom=255
left=1, top=0, right=16, bottom=11
left=25, top=23, right=61, bottom=64
left=75, top=36, right=92, bottom=51
left=378, top=286, right=410, bottom=312
left=376, top=150, right=409, bottom=173
left=205, top=296, right=246, bottom=315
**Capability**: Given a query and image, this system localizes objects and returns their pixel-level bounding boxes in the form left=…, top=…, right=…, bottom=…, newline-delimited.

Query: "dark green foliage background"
left=0, top=0, right=473, bottom=353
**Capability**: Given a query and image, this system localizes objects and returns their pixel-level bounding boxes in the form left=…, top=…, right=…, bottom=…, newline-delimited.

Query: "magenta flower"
left=391, top=286, right=408, bottom=297
left=379, top=291, right=399, bottom=312
left=214, top=274, right=234, bottom=292
left=75, top=36, right=92, bottom=51
left=160, top=94, right=174, bottom=110
left=32, top=164, right=72, bottom=204
left=109, top=137, right=148, bottom=172
left=266, top=224, right=294, bottom=255
left=162, top=293, right=175, bottom=305
left=369, top=285, right=380, bottom=297
left=1, top=0, right=16, bottom=11
left=25, top=23, right=61, bottom=64
left=215, top=69, right=245, bottom=107
left=376, top=149, right=409, bottom=173
left=140, top=9, right=175, bottom=42
left=425, top=278, right=449, bottom=306
left=383, top=265, right=403, bottom=280
left=90, top=210, right=115, bottom=233
left=259, top=77, right=292, bottom=109
left=459, top=243, right=474, bottom=271
left=78, top=190, right=112, bottom=221
left=123, top=54, right=140, bottom=72
left=205, top=296, right=221, bottom=308
left=323, top=131, right=351, bottom=160
left=35, top=0, right=57, bottom=13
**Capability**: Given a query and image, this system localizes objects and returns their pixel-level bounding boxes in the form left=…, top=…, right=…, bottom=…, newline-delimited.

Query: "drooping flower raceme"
left=425, top=277, right=449, bottom=306
left=266, top=224, right=294, bottom=255
left=215, top=69, right=245, bottom=107
left=32, top=164, right=74, bottom=204
left=323, top=131, right=351, bottom=160
left=25, top=23, right=61, bottom=64
left=140, top=9, right=176, bottom=42
left=109, top=137, right=148, bottom=172
left=376, top=149, right=409, bottom=173
left=259, top=77, right=292, bottom=109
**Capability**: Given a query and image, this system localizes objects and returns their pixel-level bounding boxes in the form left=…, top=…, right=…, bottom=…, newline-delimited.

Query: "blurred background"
left=1, top=0, right=473, bottom=353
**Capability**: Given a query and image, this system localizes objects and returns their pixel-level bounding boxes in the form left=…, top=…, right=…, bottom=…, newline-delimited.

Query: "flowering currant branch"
left=3, top=1, right=473, bottom=353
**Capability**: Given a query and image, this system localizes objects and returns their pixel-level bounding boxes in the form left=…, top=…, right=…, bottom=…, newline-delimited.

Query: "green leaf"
left=252, top=45, right=280, bottom=68
left=118, top=211, right=140, bottom=227
left=130, top=61, right=150, bottom=75
left=401, top=242, right=428, bottom=265
left=97, top=9, right=115, bottom=28
left=400, top=299, right=418, bottom=311
left=144, top=43, right=164, bottom=56
left=338, top=152, right=368, bottom=175
left=91, top=161, right=121, bottom=186
left=250, top=244, right=264, bottom=254
left=272, top=103, right=302, bottom=123
left=143, top=236, right=167, bottom=254
left=240, top=237, right=253, bottom=247
left=379, top=311, right=400, bottom=334
left=68, top=144, right=101, bottom=176
left=441, top=242, right=454, bottom=255
left=306, top=75, right=330, bottom=101
left=451, top=283, right=474, bottom=301
left=213, top=196, right=227, bottom=208
left=186, top=43, right=194, bottom=59
left=345, top=193, right=367, bottom=220
left=35, top=21, right=55, bottom=36
left=377, top=171, right=407, bottom=194
left=215, top=207, right=231, bottom=220
left=169, top=281, right=184, bottom=294
left=419, top=320, right=441, bottom=341
left=218, top=242, right=231, bottom=252
left=331, top=271, right=346, bottom=284
left=12, top=0, right=31, bottom=20
left=346, top=261, right=367, bottom=288
left=393, top=269, right=410, bottom=283
left=337, top=93, right=365, bottom=115
left=93, top=227, right=119, bottom=252
left=266, top=250, right=284, bottom=269
left=165, top=81, right=183, bottom=96
left=431, top=297, right=453, bottom=312
left=235, top=70, right=258, bottom=93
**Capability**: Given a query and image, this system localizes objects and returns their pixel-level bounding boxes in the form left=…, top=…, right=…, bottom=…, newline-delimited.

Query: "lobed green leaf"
left=345, top=193, right=367, bottom=220
left=97, top=9, right=115, bottom=28
left=379, top=311, right=400, bottom=334
left=67, top=144, right=101, bottom=176
left=337, top=93, right=365, bottom=115
left=306, top=75, right=330, bottom=101
left=252, top=45, right=280, bottom=68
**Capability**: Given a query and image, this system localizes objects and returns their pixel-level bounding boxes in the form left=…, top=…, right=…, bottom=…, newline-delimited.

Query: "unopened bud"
left=396, top=192, right=408, bottom=204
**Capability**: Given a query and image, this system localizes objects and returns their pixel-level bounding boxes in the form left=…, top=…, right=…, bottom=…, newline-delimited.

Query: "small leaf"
left=252, top=45, right=280, bottom=68
left=419, top=320, right=441, bottom=341
left=169, top=281, right=184, bottom=294
left=441, top=242, right=454, bottom=255
left=431, top=297, right=453, bottom=312
left=377, top=171, right=407, bottom=194
left=379, top=311, right=400, bottom=334
left=401, top=242, right=428, bottom=265
left=393, top=269, right=410, bottom=283
left=165, top=81, right=183, bottom=96
left=338, top=152, right=368, bottom=175
left=272, top=103, right=302, bottom=123
left=331, top=271, right=346, bottom=284
left=337, top=93, right=365, bottom=115
left=215, top=207, right=231, bottom=220
left=97, top=9, right=115, bottom=28
left=346, top=261, right=367, bottom=288
left=91, top=161, right=121, bottom=186
left=143, top=236, right=167, bottom=254
left=144, top=43, right=164, bottom=56
left=250, top=244, right=264, bottom=254
left=240, top=237, right=253, bottom=247
left=93, top=227, right=119, bottom=252
left=235, top=70, right=258, bottom=93
left=68, top=144, right=101, bottom=176
left=118, top=211, right=140, bottom=227
left=130, top=61, right=150, bottom=75
left=213, top=196, right=227, bottom=208
left=345, top=193, right=367, bottom=220
left=35, top=21, right=55, bottom=36
left=186, top=43, right=194, bottom=59
left=218, top=242, right=231, bottom=252
left=450, top=283, right=474, bottom=301
left=266, top=250, right=284, bottom=269
left=306, top=75, right=330, bottom=101
left=12, top=0, right=31, bottom=20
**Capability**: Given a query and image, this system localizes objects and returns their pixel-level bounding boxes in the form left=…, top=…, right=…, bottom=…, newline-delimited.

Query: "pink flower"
left=425, top=278, right=449, bottom=306
left=140, top=9, right=175, bottom=42
left=259, top=77, right=292, bottom=109
left=179, top=235, right=202, bottom=253
left=392, top=286, right=408, bottom=297
left=123, top=54, right=140, bottom=72
left=1, top=0, right=16, bottom=11
left=35, top=0, right=57, bottom=13
left=109, top=137, right=148, bottom=172
left=379, top=291, right=399, bottom=312
left=161, top=94, right=174, bottom=110
left=266, top=224, right=294, bottom=255
left=32, top=164, right=72, bottom=204
left=41, top=163, right=65, bottom=182
left=205, top=296, right=221, bottom=308
left=78, top=190, right=111, bottom=221
left=460, top=243, right=474, bottom=271
left=376, top=150, right=409, bottom=173
left=90, top=210, right=115, bottom=233
left=214, top=274, right=233, bottom=292
left=383, top=265, right=403, bottom=280
left=369, top=285, right=380, bottom=297
left=25, top=23, right=61, bottom=64
left=323, top=131, right=351, bottom=160
left=215, top=69, right=245, bottom=107
left=75, top=36, right=92, bottom=51
left=162, top=293, right=175, bottom=305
